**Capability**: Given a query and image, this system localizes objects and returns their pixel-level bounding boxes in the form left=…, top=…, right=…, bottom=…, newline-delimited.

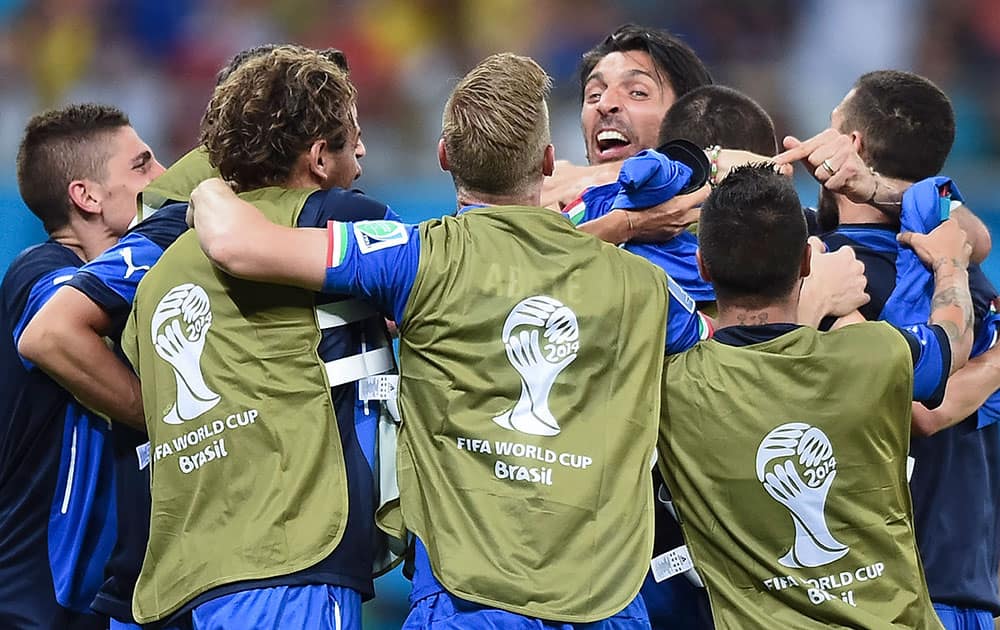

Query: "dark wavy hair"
left=200, top=46, right=357, bottom=190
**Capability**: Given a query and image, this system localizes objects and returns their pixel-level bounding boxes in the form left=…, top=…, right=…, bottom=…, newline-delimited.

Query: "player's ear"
left=801, top=243, right=812, bottom=278
left=308, top=140, right=328, bottom=182
left=696, top=249, right=712, bottom=283
left=67, top=179, right=102, bottom=216
left=542, top=144, right=555, bottom=176
left=850, top=131, right=863, bottom=156
left=437, top=138, right=450, bottom=172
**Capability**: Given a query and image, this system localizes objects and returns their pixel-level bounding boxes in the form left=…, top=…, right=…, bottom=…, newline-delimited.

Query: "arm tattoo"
left=930, top=272, right=974, bottom=343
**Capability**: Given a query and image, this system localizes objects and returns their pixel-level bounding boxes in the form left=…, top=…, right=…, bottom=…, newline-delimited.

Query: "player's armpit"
left=18, top=286, right=145, bottom=431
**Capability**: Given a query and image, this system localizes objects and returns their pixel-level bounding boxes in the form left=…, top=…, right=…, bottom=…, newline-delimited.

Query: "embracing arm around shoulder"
left=18, top=286, right=144, bottom=430
left=188, top=178, right=328, bottom=291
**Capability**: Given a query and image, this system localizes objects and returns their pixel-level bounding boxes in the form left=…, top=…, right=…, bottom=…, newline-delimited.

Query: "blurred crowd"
left=1, top=0, right=998, bottom=190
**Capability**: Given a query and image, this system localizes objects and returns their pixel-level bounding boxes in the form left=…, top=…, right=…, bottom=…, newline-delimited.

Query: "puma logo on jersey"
left=121, top=247, right=152, bottom=279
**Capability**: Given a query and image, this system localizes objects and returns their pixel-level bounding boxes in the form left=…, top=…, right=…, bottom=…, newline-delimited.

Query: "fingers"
left=773, top=129, right=839, bottom=165
left=807, top=236, right=827, bottom=255
left=896, top=231, right=918, bottom=249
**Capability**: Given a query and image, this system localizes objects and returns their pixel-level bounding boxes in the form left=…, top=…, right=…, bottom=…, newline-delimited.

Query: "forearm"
left=951, top=206, right=991, bottom=264
left=193, top=196, right=327, bottom=291
left=541, top=161, right=620, bottom=210
left=911, top=347, right=1000, bottom=435
left=19, top=318, right=145, bottom=430
left=578, top=209, right=634, bottom=244
left=928, top=262, right=974, bottom=373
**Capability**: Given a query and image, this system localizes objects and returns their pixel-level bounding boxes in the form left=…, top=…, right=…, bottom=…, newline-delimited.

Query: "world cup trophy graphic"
left=151, top=283, right=221, bottom=425
left=493, top=296, right=580, bottom=437
left=756, top=422, right=849, bottom=568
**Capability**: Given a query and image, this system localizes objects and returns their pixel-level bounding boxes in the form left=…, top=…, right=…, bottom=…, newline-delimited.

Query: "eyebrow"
left=131, top=150, right=152, bottom=168
left=584, top=68, right=659, bottom=86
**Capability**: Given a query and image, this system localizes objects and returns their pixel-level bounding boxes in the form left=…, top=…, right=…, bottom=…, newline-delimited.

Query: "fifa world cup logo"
left=151, top=283, right=221, bottom=425
left=493, top=296, right=580, bottom=437
left=756, top=423, right=849, bottom=568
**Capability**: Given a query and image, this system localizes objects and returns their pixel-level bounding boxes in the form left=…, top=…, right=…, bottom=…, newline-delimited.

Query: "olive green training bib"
left=138, top=146, right=218, bottom=221
left=381, top=206, right=672, bottom=622
left=660, top=323, right=943, bottom=630
left=123, top=187, right=349, bottom=623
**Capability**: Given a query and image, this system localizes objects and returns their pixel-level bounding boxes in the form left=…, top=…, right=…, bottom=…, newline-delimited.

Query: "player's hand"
left=187, top=178, right=240, bottom=228
left=775, top=129, right=877, bottom=205
left=626, top=184, right=709, bottom=243
left=898, top=218, right=972, bottom=273
left=801, top=237, right=870, bottom=318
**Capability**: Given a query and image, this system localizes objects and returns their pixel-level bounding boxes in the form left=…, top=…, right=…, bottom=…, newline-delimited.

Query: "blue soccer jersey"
left=63, top=187, right=399, bottom=622
left=1, top=241, right=114, bottom=629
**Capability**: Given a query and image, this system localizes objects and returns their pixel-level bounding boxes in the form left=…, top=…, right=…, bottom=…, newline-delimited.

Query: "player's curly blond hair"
left=442, top=53, right=552, bottom=197
left=200, top=45, right=357, bottom=190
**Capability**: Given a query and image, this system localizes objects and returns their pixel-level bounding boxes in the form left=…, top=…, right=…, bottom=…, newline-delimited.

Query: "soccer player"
left=117, top=47, right=394, bottom=629
left=660, top=164, right=972, bottom=629
left=778, top=71, right=1000, bottom=630
left=1, top=103, right=164, bottom=629
left=565, top=85, right=781, bottom=303
left=18, top=44, right=358, bottom=630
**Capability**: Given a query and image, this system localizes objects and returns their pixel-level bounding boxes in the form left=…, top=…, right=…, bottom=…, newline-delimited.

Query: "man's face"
left=326, top=112, right=366, bottom=190
left=96, top=126, right=165, bottom=235
left=581, top=50, right=676, bottom=165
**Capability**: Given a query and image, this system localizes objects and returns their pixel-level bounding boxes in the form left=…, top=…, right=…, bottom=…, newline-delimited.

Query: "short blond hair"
left=200, top=46, right=357, bottom=190
left=442, top=53, right=552, bottom=196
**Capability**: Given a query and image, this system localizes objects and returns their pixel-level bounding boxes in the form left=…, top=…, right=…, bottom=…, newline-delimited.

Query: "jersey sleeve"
left=64, top=203, right=188, bottom=325
left=895, top=323, right=952, bottom=409
left=564, top=182, right=620, bottom=227
left=11, top=267, right=79, bottom=370
left=323, top=220, right=421, bottom=324
left=664, top=275, right=713, bottom=355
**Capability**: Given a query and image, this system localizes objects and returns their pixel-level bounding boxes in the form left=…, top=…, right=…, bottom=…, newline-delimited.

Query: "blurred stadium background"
left=1, top=0, right=998, bottom=626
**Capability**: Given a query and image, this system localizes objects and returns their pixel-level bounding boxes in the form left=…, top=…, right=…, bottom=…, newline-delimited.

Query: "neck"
left=836, top=194, right=891, bottom=226
left=48, top=223, right=117, bottom=262
left=456, top=180, right=542, bottom=210
left=715, top=293, right=799, bottom=329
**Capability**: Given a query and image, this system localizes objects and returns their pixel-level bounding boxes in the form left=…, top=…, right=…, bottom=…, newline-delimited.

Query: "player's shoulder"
left=303, top=187, right=390, bottom=226
left=2, top=242, right=79, bottom=295
left=125, top=202, right=190, bottom=247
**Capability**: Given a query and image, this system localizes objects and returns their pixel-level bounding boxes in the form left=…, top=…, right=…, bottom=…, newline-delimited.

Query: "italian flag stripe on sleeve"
left=564, top=197, right=587, bottom=226
left=697, top=312, right=714, bottom=341
left=326, top=221, right=349, bottom=268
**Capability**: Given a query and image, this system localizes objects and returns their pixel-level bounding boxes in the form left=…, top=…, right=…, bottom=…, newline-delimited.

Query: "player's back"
left=660, top=322, right=943, bottom=630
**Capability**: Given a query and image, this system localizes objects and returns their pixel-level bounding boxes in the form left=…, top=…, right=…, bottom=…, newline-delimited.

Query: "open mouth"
left=595, top=129, right=633, bottom=160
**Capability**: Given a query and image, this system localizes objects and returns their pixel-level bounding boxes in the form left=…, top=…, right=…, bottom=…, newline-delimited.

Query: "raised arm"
left=189, top=178, right=420, bottom=324
left=188, top=179, right=328, bottom=291
left=898, top=218, right=975, bottom=374
left=18, top=287, right=144, bottom=430
left=541, top=160, right=620, bottom=210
